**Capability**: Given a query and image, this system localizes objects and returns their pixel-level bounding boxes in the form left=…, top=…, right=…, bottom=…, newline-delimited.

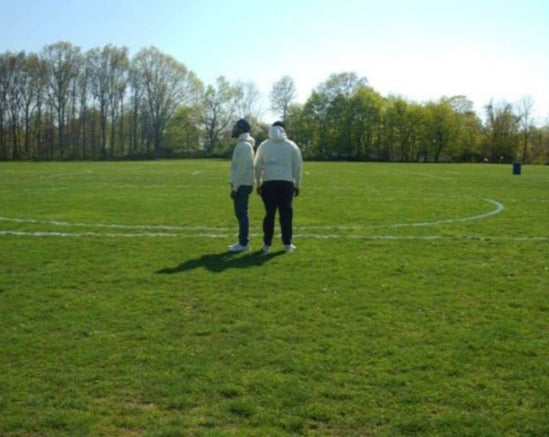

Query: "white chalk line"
left=3, top=198, right=539, bottom=241
left=0, top=216, right=226, bottom=231
left=0, top=199, right=504, bottom=233
left=300, top=199, right=505, bottom=230
left=0, top=230, right=178, bottom=238
left=392, top=169, right=452, bottom=180
left=0, top=229, right=547, bottom=242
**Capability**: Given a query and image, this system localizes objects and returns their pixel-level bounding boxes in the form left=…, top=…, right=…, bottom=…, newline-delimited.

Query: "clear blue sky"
left=1, top=0, right=548, bottom=122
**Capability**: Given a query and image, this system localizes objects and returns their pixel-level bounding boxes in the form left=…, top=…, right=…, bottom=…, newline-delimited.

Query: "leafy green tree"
left=0, top=54, right=6, bottom=158
left=270, top=75, right=296, bottom=123
left=164, top=105, right=202, bottom=156
left=529, top=124, right=549, bottom=163
left=127, top=63, right=144, bottom=156
left=107, top=46, right=129, bottom=158
left=483, top=100, right=520, bottom=162
left=284, top=103, right=309, bottom=154
left=235, top=80, right=262, bottom=120
left=300, top=90, right=331, bottom=159
left=41, top=42, right=82, bottom=157
left=301, top=72, right=370, bottom=160
left=322, top=94, right=349, bottom=158
left=405, top=102, right=428, bottom=162
left=380, top=96, right=408, bottom=161
left=516, top=96, right=534, bottom=163
left=0, top=52, right=45, bottom=159
left=3, top=52, right=25, bottom=159
left=87, top=47, right=112, bottom=158
left=19, top=53, right=43, bottom=159
left=444, top=96, right=483, bottom=162
left=199, top=76, right=240, bottom=154
left=347, top=87, right=384, bottom=160
left=423, top=99, right=459, bottom=162
left=132, top=47, right=202, bottom=155
left=316, top=72, right=368, bottom=100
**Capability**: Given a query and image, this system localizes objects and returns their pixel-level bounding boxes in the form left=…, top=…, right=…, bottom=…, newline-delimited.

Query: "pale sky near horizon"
left=1, top=0, right=548, bottom=123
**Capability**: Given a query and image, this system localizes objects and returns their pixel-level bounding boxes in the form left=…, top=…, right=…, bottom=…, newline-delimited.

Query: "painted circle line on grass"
left=0, top=229, right=546, bottom=242
left=0, top=198, right=504, bottom=237
left=299, top=199, right=505, bottom=230
left=0, top=230, right=178, bottom=238
left=0, top=216, right=226, bottom=231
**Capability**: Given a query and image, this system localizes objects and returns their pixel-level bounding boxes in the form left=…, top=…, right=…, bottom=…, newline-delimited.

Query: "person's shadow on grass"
left=156, top=249, right=285, bottom=274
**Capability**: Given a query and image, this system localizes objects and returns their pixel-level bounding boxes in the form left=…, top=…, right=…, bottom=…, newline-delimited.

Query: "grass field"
left=0, top=160, right=548, bottom=436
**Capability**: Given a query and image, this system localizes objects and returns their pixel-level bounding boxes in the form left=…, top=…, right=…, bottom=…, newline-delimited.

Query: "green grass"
left=0, top=160, right=548, bottom=436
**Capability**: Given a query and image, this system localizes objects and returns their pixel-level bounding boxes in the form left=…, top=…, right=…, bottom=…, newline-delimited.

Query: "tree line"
left=1, top=42, right=548, bottom=163
left=286, top=77, right=548, bottom=163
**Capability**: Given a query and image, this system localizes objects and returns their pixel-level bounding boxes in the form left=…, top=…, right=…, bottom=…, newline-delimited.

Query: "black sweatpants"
left=260, top=180, right=295, bottom=246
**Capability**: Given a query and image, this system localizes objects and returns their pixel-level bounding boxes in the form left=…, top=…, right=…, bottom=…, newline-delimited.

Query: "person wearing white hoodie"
left=228, top=119, right=255, bottom=253
left=254, top=121, right=302, bottom=253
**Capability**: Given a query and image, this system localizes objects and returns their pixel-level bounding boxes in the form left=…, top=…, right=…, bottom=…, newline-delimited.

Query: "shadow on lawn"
left=156, top=250, right=285, bottom=274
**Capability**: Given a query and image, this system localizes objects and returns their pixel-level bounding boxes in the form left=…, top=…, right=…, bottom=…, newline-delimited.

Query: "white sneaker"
left=261, top=244, right=271, bottom=253
left=284, top=244, right=296, bottom=253
left=228, top=243, right=250, bottom=253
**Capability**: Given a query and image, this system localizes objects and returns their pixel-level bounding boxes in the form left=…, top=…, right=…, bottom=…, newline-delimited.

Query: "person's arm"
left=230, top=144, right=241, bottom=198
left=292, top=144, right=303, bottom=195
left=254, top=144, right=264, bottom=195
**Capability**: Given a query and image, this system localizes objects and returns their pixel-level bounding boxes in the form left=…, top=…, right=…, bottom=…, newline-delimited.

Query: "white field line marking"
left=381, top=198, right=504, bottom=228
left=393, top=169, right=452, bottom=180
left=0, top=230, right=178, bottom=238
left=294, top=234, right=548, bottom=241
left=0, top=199, right=504, bottom=233
left=298, top=199, right=504, bottom=230
left=0, top=229, right=547, bottom=241
left=0, top=216, right=231, bottom=231
left=42, top=171, right=94, bottom=179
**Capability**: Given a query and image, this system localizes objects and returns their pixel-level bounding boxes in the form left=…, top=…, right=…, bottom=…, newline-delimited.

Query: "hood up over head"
left=269, top=121, right=287, bottom=142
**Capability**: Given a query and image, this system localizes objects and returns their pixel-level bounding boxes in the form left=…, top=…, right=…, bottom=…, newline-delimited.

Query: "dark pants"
left=233, top=185, right=253, bottom=245
left=260, top=180, right=294, bottom=246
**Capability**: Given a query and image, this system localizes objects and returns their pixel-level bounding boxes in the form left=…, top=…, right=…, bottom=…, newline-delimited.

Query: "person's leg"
left=277, top=181, right=294, bottom=245
left=234, top=185, right=252, bottom=246
left=260, top=181, right=277, bottom=246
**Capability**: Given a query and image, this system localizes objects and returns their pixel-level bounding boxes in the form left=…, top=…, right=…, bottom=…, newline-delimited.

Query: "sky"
left=1, top=0, right=548, bottom=123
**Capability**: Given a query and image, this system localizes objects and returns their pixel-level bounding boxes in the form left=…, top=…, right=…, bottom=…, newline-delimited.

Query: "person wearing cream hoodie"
left=228, top=118, right=255, bottom=253
left=254, top=121, right=302, bottom=253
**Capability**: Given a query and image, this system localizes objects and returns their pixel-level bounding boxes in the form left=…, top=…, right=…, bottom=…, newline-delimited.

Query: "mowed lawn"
left=0, top=160, right=547, bottom=436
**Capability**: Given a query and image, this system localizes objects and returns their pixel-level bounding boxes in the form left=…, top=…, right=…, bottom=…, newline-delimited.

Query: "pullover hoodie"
left=230, top=133, right=255, bottom=190
left=254, top=125, right=303, bottom=188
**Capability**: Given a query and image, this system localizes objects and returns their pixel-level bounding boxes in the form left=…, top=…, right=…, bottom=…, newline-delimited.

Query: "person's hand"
left=294, top=187, right=300, bottom=197
left=256, top=186, right=262, bottom=196
left=230, top=190, right=236, bottom=200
